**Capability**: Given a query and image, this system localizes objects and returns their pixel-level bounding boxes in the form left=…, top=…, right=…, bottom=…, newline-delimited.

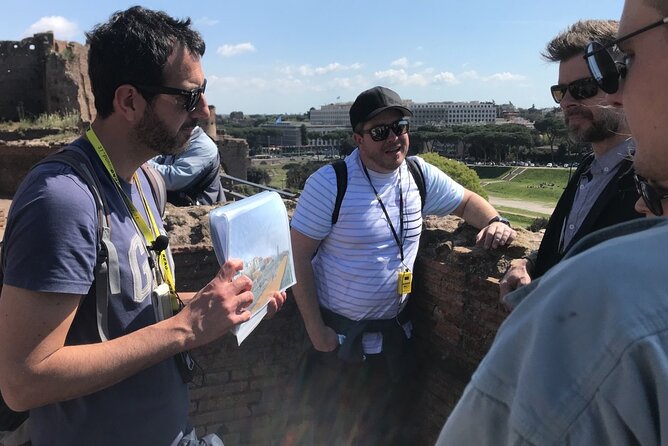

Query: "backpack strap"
left=330, top=157, right=427, bottom=225
left=331, top=160, right=348, bottom=225
left=35, top=149, right=120, bottom=342
left=406, top=156, right=427, bottom=211
left=140, top=163, right=167, bottom=218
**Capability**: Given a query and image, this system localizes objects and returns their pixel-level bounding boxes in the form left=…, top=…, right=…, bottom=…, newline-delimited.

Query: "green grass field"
left=493, top=205, right=551, bottom=229
left=482, top=167, right=572, bottom=204
left=255, top=160, right=570, bottom=229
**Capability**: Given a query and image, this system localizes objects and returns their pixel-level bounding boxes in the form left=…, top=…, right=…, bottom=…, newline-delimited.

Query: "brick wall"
left=172, top=245, right=310, bottom=445
left=171, top=222, right=539, bottom=445
left=0, top=33, right=93, bottom=122
left=219, top=136, right=251, bottom=180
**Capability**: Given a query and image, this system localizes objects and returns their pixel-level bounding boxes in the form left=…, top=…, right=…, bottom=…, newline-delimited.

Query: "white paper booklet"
left=208, top=191, right=296, bottom=344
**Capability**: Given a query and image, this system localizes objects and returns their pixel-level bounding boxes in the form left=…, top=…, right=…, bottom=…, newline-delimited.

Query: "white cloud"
left=391, top=57, right=409, bottom=68
left=297, top=62, right=362, bottom=76
left=486, top=72, right=527, bottom=82
left=217, top=42, right=256, bottom=57
left=373, top=69, right=429, bottom=87
left=434, top=71, right=460, bottom=85
left=195, top=16, right=219, bottom=27
left=23, top=16, right=79, bottom=40
left=459, top=70, right=525, bottom=82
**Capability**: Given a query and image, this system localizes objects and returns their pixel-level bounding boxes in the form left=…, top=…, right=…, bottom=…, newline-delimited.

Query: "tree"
left=300, top=124, right=308, bottom=146
left=246, top=166, right=271, bottom=185
left=285, top=161, right=328, bottom=189
left=534, top=112, right=567, bottom=163
left=418, top=153, right=488, bottom=199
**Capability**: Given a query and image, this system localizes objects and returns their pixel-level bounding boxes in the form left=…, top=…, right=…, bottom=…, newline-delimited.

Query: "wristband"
left=488, top=215, right=511, bottom=227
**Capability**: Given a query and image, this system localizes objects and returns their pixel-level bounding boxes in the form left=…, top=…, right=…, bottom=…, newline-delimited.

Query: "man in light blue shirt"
left=438, top=2, right=668, bottom=444
left=150, top=125, right=224, bottom=205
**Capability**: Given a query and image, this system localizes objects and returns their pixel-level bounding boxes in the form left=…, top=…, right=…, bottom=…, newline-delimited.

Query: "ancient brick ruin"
left=0, top=32, right=94, bottom=122
left=165, top=206, right=541, bottom=445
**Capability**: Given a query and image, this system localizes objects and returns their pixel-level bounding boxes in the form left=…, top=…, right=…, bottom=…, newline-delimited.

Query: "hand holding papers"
left=208, top=191, right=296, bottom=344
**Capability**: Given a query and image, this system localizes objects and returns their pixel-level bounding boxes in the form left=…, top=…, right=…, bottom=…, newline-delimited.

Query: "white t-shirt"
left=291, top=149, right=464, bottom=347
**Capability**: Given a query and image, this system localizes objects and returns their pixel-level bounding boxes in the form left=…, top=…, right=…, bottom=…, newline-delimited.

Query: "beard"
left=131, top=105, right=197, bottom=156
left=565, top=106, right=625, bottom=144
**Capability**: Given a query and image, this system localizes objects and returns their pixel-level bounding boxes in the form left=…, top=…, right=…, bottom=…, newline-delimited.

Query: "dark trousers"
left=282, top=341, right=417, bottom=446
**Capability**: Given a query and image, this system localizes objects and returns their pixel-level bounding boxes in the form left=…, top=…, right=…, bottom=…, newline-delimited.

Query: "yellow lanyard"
left=85, top=127, right=177, bottom=300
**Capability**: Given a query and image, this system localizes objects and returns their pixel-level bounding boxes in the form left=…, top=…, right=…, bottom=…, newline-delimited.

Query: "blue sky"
left=3, top=0, right=623, bottom=115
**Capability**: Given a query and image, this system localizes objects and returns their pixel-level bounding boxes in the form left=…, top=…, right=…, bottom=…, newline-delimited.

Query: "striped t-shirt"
left=291, top=149, right=464, bottom=326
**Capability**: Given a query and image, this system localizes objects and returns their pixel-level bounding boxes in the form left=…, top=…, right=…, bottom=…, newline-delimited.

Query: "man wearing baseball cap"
left=286, top=86, right=515, bottom=444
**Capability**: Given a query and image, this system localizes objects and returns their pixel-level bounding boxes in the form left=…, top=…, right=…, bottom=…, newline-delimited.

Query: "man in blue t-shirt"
left=0, top=7, right=284, bottom=446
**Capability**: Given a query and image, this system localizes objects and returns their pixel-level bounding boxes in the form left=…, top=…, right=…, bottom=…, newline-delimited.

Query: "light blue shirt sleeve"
left=148, top=127, right=218, bottom=192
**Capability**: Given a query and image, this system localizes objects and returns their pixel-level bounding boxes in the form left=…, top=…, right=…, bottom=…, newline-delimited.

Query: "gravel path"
left=488, top=196, right=555, bottom=215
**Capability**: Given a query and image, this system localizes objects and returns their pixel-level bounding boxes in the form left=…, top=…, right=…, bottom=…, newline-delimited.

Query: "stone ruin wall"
left=0, top=32, right=94, bottom=122
left=0, top=135, right=250, bottom=197
left=163, top=206, right=542, bottom=445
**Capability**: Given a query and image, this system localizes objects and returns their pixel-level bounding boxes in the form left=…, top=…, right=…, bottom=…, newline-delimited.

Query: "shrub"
left=286, top=161, right=327, bottom=189
left=528, top=217, right=549, bottom=232
left=418, top=153, right=488, bottom=200
left=246, top=166, right=271, bottom=185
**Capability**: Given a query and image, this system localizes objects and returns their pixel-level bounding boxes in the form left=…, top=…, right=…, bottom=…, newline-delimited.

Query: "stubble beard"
left=567, top=107, right=624, bottom=144
left=132, top=105, right=194, bottom=156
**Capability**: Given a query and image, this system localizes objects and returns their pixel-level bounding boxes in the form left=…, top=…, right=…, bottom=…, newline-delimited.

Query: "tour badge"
left=397, top=269, right=413, bottom=295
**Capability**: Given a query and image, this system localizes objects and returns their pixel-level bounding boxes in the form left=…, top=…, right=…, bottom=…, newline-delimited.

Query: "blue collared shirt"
left=561, top=138, right=634, bottom=250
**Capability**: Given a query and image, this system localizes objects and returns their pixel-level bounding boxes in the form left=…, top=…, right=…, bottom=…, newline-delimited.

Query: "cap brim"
left=364, top=105, right=413, bottom=123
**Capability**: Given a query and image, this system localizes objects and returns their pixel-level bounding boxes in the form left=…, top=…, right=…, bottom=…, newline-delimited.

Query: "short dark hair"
left=543, top=19, right=620, bottom=62
left=86, top=6, right=206, bottom=118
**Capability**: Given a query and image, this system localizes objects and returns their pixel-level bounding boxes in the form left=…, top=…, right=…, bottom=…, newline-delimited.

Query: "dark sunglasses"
left=550, top=77, right=599, bottom=103
left=585, top=17, right=668, bottom=94
left=634, top=174, right=668, bottom=216
left=363, top=119, right=410, bottom=142
left=134, top=79, right=207, bottom=112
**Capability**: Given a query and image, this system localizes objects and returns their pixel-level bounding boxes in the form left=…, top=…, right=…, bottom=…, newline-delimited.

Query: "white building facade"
left=310, top=99, right=498, bottom=128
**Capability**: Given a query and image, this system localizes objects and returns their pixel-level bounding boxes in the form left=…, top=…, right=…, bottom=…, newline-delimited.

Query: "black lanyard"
left=361, top=162, right=405, bottom=262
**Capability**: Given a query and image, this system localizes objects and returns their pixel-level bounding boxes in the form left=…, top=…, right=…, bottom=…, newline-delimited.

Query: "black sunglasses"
left=585, top=17, right=668, bottom=94
left=634, top=174, right=668, bottom=216
left=134, top=79, right=207, bottom=112
left=363, top=119, right=410, bottom=142
left=550, top=77, right=599, bottom=103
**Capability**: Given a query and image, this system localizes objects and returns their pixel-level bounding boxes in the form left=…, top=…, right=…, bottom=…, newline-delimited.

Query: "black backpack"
left=0, top=148, right=166, bottom=433
left=330, top=156, right=427, bottom=225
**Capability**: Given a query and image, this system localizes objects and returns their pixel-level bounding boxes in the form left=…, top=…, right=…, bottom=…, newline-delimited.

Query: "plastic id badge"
left=397, top=269, right=413, bottom=294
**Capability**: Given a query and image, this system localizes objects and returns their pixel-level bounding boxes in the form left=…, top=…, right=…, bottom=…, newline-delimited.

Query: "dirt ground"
left=0, top=198, right=10, bottom=239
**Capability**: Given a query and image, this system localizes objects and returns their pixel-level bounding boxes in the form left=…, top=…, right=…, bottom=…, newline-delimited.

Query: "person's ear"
left=353, top=132, right=364, bottom=146
left=114, top=85, right=144, bottom=121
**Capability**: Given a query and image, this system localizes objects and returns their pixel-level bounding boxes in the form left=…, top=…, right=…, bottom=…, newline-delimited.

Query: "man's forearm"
left=0, top=290, right=188, bottom=411
left=455, top=191, right=500, bottom=229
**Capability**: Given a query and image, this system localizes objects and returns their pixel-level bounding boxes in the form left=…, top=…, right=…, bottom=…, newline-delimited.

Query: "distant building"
left=309, top=98, right=498, bottom=128
left=309, top=103, right=353, bottom=127
left=409, top=101, right=497, bottom=127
